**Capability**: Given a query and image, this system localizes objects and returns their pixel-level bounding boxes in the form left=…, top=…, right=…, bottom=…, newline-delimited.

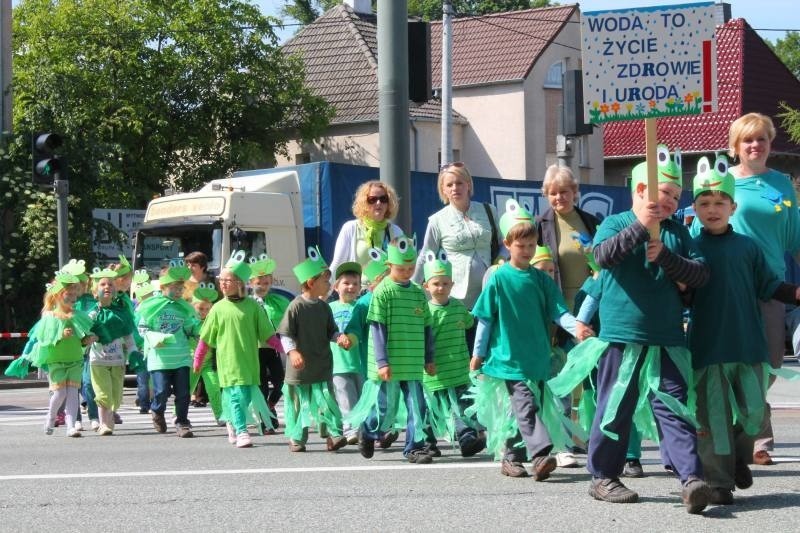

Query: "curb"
left=0, top=379, right=49, bottom=390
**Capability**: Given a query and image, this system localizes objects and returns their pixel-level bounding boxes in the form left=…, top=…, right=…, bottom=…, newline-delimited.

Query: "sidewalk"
left=0, top=375, right=48, bottom=390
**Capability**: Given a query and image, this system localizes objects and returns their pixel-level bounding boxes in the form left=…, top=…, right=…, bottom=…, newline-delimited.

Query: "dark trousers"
left=258, top=347, right=285, bottom=425
left=150, top=367, right=191, bottom=426
left=504, top=380, right=553, bottom=462
left=587, top=343, right=702, bottom=483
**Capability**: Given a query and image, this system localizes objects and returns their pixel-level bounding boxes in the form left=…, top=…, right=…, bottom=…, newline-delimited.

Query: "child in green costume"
left=189, top=283, right=223, bottom=425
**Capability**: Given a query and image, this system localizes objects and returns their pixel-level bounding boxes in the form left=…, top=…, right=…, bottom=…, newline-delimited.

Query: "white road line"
left=0, top=461, right=499, bottom=481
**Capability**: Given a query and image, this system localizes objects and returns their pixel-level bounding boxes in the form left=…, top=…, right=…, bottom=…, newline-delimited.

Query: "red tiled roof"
left=281, top=4, right=460, bottom=125
left=603, top=19, right=800, bottom=158
left=430, top=5, right=578, bottom=87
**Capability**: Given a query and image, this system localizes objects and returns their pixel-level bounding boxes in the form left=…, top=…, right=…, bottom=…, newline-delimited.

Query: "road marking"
left=0, top=461, right=500, bottom=481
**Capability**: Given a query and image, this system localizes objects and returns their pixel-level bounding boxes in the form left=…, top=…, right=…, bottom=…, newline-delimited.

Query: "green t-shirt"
left=344, top=292, right=371, bottom=377
left=200, top=297, right=273, bottom=387
left=279, top=296, right=337, bottom=385
left=329, top=300, right=360, bottom=374
left=423, top=298, right=474, bottom=391
left=366, top=277, right=431, bottom=381
left=593, top=211, right=704, bottom=346
left=136, top=296, right=200, bottom=371
left=689, top=228, right=781, bottom=368
left=472, top=263, right=568, bottom=381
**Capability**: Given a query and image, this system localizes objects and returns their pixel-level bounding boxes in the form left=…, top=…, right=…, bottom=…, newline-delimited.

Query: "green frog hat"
left=531, top=245, right=554, bottom=266
left=159, top=258, right=191, bottom=286
left=363, top=248, right=389, bottom=282
left=116, top=254, right=132, bottom=276
left=46, top=270, right=79, bottom=294
left=132, top=269, right=150, bottom=286
left=225, top=250, right=252, bottom=283
left=134, top=281, right=155, bottom=300
left=61, top=259, right=89, bottom=283
left=386, top=235, right=418, bottom=266
left=248, top=253, right=277, bottom=279
left=192, top=281, right=219, bottom=303
left=90, top=266, right=119, bottom=279
left=498, top=198, right=534, bottom=238
left=631, top=144, right=683, bottom=191
left=293, top=246, right=329, bottom=284
left=423, top=249, right=452, bottom=281
left=693, top=154, right=735, bottom=200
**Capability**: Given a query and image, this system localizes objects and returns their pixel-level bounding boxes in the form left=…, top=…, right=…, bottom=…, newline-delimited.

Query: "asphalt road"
left=1, top=365, right=799, bottom=533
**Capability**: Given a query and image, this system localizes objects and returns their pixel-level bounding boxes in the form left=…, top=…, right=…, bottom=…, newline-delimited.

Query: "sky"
left=258, top=0, right=800, bottom=45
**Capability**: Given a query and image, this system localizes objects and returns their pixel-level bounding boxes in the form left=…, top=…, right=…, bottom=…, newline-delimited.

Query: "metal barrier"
left=0, top=332, right=28, bottom=361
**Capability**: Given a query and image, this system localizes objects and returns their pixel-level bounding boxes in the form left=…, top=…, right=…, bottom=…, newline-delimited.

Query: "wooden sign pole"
left=644, top=118, right=659, bottom=240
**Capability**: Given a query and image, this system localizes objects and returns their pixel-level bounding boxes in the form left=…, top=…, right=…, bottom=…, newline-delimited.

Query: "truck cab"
left=132, top=170, right=304, bottom=297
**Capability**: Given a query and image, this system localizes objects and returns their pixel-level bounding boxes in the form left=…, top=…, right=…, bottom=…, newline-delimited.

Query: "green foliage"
left=282, top=0, right=343, bottom=25
left=772, top=31, right=800, bottom=80
left=4, top=0, right=334, bottom=328
left=408, top=0, right=553, bottom=20
left=779, top=102, right=800, bottom=147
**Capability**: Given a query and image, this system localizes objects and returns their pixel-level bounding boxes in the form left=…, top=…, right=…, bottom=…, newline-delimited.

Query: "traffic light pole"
left=54, top=179, right=69, bottom=267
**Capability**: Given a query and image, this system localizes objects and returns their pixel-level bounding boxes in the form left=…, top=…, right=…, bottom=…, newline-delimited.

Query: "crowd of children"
left=10, top=139, right=800, bottom=516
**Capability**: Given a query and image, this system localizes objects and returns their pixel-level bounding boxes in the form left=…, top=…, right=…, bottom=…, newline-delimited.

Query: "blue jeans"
left=136, top=369, right=151, bottom=410
left=362, top=380, right=427, bottom=456
left=80, top=355, right=98, bottom=421
left=150, top=367, right=191, bottom=426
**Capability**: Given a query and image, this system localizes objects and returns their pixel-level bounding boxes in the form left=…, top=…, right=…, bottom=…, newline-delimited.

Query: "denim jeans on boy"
left=362, top=380, right=427, bottom=456
left=136, top=368, right=151, bottom=411
left=150, top=366, right=191, bottom=426
left=80, top=355, right=98, bottom=422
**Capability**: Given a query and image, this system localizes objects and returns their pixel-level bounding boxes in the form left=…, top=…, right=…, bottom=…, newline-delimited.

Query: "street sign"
left=581, top=2, right=717, bottom=124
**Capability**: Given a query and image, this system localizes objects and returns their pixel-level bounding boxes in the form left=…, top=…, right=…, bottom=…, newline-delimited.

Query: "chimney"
left=344, top=0, right=372, bottom=15
left=715, top=2, right=731, bottom=24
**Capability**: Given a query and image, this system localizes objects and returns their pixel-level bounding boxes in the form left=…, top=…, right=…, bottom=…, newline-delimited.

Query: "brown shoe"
left=379, top=431, right=399, bottom=449
left=709, top=487, right=734, bottom=505
left=176, top=425, right=194, bottom=438
left=501, top=459, right=529, bottom=478
left=681, top=477, right=711, bottom=514
left=151, top=412, right=167, bottom=433
left=589, top=478, right=639, bottom=503
left=326, top=436, right=348, bottom=451
left=753, top=450, right=774, bottom=465
left=288, top=441, right=306, bottom=452
left=531, top=455, right=557, bottom=481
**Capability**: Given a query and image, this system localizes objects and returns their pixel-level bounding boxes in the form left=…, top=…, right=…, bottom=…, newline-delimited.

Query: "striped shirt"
left=423, top=299, right=473, bottom=391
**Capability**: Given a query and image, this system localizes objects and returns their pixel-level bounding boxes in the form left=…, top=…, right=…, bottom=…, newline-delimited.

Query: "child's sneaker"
left=236, top=432, right=253, bottom=448
left=501, top=459, right=528, bottom=478
left=681, top=477, right=711, bottom=514
left=531, top=455, right=557, bottom=481
left=358, top=435, right=374, bottom=459
left=379, top=430, right=399, bottom=449
left=73, top=420, right=84, bottom=432
left=734, top=460, right=753, bottom=489
left=151, top=412, right=167, bottom=433
left=176, top=425, right=194, bottom=438
left=54, top=412, right=65, bottom=427
left=44, top=419, right=55, bottom=435
left=346, top=433, right=359, bottom=445
left=556, top=451, right=579, bottom=468
left=226, top=423, right=237, bottom=445
left=288, top=440, right=306, bottom=452
left=459, top=434, right=486, bottom=458
left=90, top=419, right=100, bottom=431
left=407, top=449, right=433, bottom=464
left=66, top=427, right=82, bottom=438
left=623, top=459, right=645, bottom=478
left=589, top=477, right=639, bottom=503
left=424, top=443, right=442, bottom=457
left=326, top=436, right=348, bottom=451
left=97, top=424, right=113, bottom=436
left=709, top=487, right=734, bottom=505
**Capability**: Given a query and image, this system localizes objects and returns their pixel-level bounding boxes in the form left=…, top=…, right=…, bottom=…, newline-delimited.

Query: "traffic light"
left=32, top=132, right=63, bottom=185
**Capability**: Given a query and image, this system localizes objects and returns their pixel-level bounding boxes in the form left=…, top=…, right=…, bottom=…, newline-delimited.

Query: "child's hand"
left=469, top=356, right=483, bottom=371
left=425, top=362, right=437, bottom=376
left=62, top=327, right=74, bottom=339
left=633, top=195, right=661, bottom=228
left=289, top=350, right=305, bottom=371
left=336, top=334, right=351, bottom=350
left=575, top=321, right=595, bottom=342
left=377, top=365, right=392, bottom=381
left=646, top=239, right=664, bottom=262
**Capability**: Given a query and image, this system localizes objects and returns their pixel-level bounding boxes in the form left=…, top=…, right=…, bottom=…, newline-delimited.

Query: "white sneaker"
left=74, top=420, right=84, bottom=432
left=556, top=451, right=579, bottom=468
left=97, top=424, right=113, bottom=436
left=67, top=428, right=82, bottom=438
left=236, top=432, right=253, bottom=448
left=227, top=423, right=237, bottom=445
left=90, top=419, right=100, bottom=431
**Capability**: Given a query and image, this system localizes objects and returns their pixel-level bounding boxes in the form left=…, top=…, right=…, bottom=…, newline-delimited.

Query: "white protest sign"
left=581, top=2, right=717, bottom=124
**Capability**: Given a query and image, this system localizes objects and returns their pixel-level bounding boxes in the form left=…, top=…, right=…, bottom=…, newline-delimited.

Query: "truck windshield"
left=133, top=224, right=222, bottom=276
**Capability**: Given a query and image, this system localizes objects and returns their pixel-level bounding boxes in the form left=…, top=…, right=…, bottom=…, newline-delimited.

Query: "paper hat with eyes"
left=363, top=248, right=389, bottom=282
left=293, top=246, right=329, bottom=284
left=46, top=270, right=79, bottom=294
left=693, top=154, right=735, bottom=200
left=192, top=281, right=219, bottom=303
left=61, top=259, right=89, bottom=283
left=90, top=266, right=119, bottom=279
left=224, top=250, right=251, bottom=282
left=531, top=245, right=554, bottom=266
left=134, top=281, right=155, bottom=300
left=248, top=253, right=277, bottom=279
left=631, top=144, right=683, bottom=191
left=115, top=254, right=132, bottom=276
left=423, top=249, right=452, bottom=281
left=132, top=269, right=150, bottom=286
left=159, top=259, right=192, bottom=286
left=387, top=235, right=417, bottom=265
left=498, top=198, right=534, bottom=238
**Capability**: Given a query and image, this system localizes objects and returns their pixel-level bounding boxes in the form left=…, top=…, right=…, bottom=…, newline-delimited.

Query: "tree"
left=3, top=0, right=333, bottom=329
left=772, top=31, right=800, bottom=80
left=282, top=0, right=342, bottom=25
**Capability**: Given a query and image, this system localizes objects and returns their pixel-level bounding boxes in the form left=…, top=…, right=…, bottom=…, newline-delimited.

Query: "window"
left=295, top=152, right=311, bottom=164
left=544, top=61, right=564, bottom=89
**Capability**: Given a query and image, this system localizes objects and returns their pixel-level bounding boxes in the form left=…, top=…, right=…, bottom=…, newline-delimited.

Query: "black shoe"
left=358, top=434, right=375, bottom=459
left=709, top=487, right=734, bottom=505
left=424, top=443, right=442, bottom=457
left=459, top=435, right=486, bottom=457
left=138, top=407, right=149, bottom=415
left=407, top=449, right=433, bottom=464
left=734, top=461, right=753, bottom=489
left=379, top=431, right=399, bottom=449
left=623, top=459, right=644, bottom=478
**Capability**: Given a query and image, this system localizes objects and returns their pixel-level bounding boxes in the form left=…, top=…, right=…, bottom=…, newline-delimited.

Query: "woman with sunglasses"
left=330, top=180, right=404, bottom=286
left=413, top=162, right=501, bottom=315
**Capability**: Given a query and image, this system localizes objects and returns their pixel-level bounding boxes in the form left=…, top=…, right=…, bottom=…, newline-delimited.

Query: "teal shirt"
left=330, top=300, right=360, bottom=374
left=594, top=211, right=703, bottom=346
left=344, top=292, right=371, bottom=377
left=136, top=296, right=199, bottom=371
left=472, top=263, right=568, bottom=381
left=689, top=228, right=781, bottom=368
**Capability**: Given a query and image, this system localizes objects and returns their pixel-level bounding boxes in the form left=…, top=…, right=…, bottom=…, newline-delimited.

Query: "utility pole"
left=440, top=0, right=453, bottom=166
left=0, top=0, right=11, bottom=133
left=377, top=0, right=411, bottom=233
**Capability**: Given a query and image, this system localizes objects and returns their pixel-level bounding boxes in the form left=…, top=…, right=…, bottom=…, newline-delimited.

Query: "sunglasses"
left=439, top=161, right=465, bottom=171
left=367, top=195, right=389, bottom=205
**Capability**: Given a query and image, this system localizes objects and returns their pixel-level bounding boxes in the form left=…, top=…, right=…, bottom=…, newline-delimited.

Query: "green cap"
left=631, top=144, right=683, bottom=191
left=116, top=254, right=132, bottom=276
left=498, top=198, right=534, bottom=238
left=292, top=246, right=329, bottom=284
left=192, top=281, right=219, bottom=303
left=363, top=248, right=389, bottom=282
left=693, top=155, right=735, bottom=200
left=422, top=249, right=452, bottom=281
left=335, top=261, right=362, bottom=279
left=248, top=253, right=277, bottom=279
left=134, top=281, right=155, bottom=300
left=90, top=266, right=119, bottom=279
left=225, top=250, right=252, bottom=282
left=159, top=259, right=191, bottom=286
left=386, top=235, right=417, bottom=266
left=46, top=270, right=80, bottom=294
left=531, top=245, right=554, bottom=266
